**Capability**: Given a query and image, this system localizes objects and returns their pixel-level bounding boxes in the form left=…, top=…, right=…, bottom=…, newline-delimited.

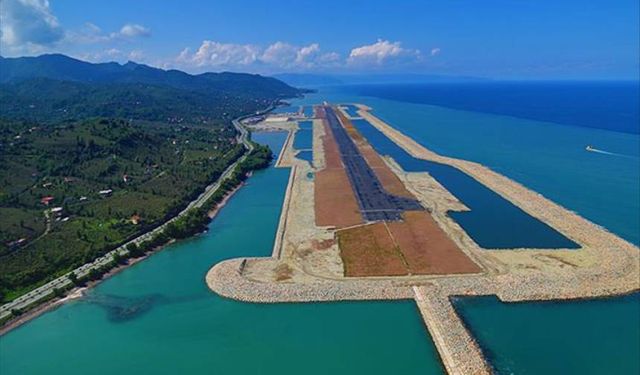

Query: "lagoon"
left=351, top=118, right=577, bottom=249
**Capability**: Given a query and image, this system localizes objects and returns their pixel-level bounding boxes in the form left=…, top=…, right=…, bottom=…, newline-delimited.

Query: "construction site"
left=207, top=103, right=640, bottom=375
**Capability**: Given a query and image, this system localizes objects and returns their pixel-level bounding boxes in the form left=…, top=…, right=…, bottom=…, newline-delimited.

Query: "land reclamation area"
left=208, top=102, right=640, bottom=375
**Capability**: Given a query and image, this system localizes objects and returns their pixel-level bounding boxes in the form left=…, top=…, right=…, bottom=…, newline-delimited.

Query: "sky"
left=1, top=0, right=638, bottom=79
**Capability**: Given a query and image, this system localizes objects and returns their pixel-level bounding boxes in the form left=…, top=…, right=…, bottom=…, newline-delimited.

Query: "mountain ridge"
left=0, top=54, right=303, bottom=124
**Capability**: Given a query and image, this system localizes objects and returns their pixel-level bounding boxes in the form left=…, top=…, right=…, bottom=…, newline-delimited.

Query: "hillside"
left=0, top=54, right=300, bottom=302
left=0, top=54, right=299, bottom=96
left=0, top=54, right=302, bottom=124
left=0, top=118, right=247, bottom=301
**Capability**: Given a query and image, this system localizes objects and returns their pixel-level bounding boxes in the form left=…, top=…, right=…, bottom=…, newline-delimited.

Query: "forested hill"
left=0, top=54, right=302, bottom=124
left=0, top=54, right=301, bottom=302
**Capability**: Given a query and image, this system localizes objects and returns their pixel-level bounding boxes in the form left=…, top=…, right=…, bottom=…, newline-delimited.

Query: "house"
left=130, top=214, right=141, bottom=225
left=41, top=196, right=54, bottom=205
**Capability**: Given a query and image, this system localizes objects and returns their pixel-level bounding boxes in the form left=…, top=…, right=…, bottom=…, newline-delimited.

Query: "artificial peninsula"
left=207, top=103, right=640, bottom=375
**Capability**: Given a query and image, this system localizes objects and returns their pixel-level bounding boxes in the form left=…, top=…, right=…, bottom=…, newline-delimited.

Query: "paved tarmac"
left=324, top=106, right=423, bottom=221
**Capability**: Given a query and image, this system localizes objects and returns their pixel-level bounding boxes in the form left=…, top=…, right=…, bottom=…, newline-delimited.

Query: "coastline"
left=0, top=99, right=285, bottom=332
left=0, top=166, right=251, bottom=336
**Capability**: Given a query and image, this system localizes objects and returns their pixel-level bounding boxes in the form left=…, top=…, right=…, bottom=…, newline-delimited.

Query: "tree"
left=88, top=268, right=102, bottom=281
left=126, top=242, right=144, bottom=258
left=67, top=272, right=80, bottom=286
left=112, top=252, right=126, bottom=265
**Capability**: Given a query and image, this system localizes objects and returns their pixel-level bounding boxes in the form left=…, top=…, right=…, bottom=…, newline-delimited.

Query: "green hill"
left=0, top=54, right=302, bottom=125
left=0, top=54, right=301, bottom=302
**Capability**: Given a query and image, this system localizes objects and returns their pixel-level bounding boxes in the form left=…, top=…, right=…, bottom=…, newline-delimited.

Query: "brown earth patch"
left=315, top=169, right=362, bottom=228
left=337, top=223, right=408, bottom=277
left=314, top=108, right=363, bottom=228
left=387, top=211, right=481, bottom=275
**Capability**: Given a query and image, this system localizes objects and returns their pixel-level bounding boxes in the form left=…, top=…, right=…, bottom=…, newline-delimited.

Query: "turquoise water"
left=298, top=120, right=313, bottom=129
left=296, top=150, right=313, bottom=165
left=293, top=121, right=313, bottom=161
left=272, top=105, right=299, bottom=114
left=352, top=118, right=577, bottom=249
left=342, top=104, right=360, bottom=117
left=454, top=294, right=640, bottom=375
left=0, top=131, right=444, bottom=375
left=292, top=129, right=312, bottom=150
left=303, top=106, right=314, bottom=118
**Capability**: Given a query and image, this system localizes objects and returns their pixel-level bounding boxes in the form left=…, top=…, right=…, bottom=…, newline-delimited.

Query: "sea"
left=1, top=82, right=638, bottom=374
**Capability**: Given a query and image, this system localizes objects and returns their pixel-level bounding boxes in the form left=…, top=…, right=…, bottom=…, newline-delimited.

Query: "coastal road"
left=0, top=108, right=263, bottom=321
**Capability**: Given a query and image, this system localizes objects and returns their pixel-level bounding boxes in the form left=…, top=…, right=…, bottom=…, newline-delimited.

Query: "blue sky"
left=1, top=0, right=638, bottom=79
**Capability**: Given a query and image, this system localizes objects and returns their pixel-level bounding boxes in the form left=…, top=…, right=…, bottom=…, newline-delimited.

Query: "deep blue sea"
left=344, top=81, right=640, bottom=134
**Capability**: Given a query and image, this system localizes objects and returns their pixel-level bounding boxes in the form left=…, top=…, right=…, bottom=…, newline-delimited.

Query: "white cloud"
left=72, top=22, right=151, bottom=43
left=128, top=49, right=145, bottom=61
left=295, top=43, right=320, bottom=63
left=0, top=0, right=64, bottom=51
left=176, top=40, right=341, bottom=71
left=347, top=39, right=421, bottom=66
left=177, top=41, right=261, bottom=67
left=0, top=0, right=151, bottom=56
left=292, top=43, right=341, bottom=68
left=77, top=48, right=149, bottom=64
left=261, top=41, right=298, bottom=66
left=430, top=47, right=441, bottom=56
left=116, top=23, right=151, bottom=38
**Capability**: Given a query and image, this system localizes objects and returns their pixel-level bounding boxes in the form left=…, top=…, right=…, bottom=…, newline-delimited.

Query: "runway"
left=323, top=105, right=423, bottom=221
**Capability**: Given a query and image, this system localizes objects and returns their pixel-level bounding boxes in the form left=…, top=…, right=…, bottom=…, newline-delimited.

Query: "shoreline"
left=0, top=100, right=279, bottom=331
left=0, top=239, right=173, bottom=336
left=0, top=173, right=249, bottom=337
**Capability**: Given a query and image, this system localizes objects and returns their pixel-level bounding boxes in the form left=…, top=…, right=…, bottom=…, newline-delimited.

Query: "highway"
left=0, top=110, right=260, bottom=321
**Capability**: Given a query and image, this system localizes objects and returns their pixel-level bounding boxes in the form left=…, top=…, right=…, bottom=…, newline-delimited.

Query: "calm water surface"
left=454, top=294, right=640, bottom=375
left=296, top=150, right=313, bottom=165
